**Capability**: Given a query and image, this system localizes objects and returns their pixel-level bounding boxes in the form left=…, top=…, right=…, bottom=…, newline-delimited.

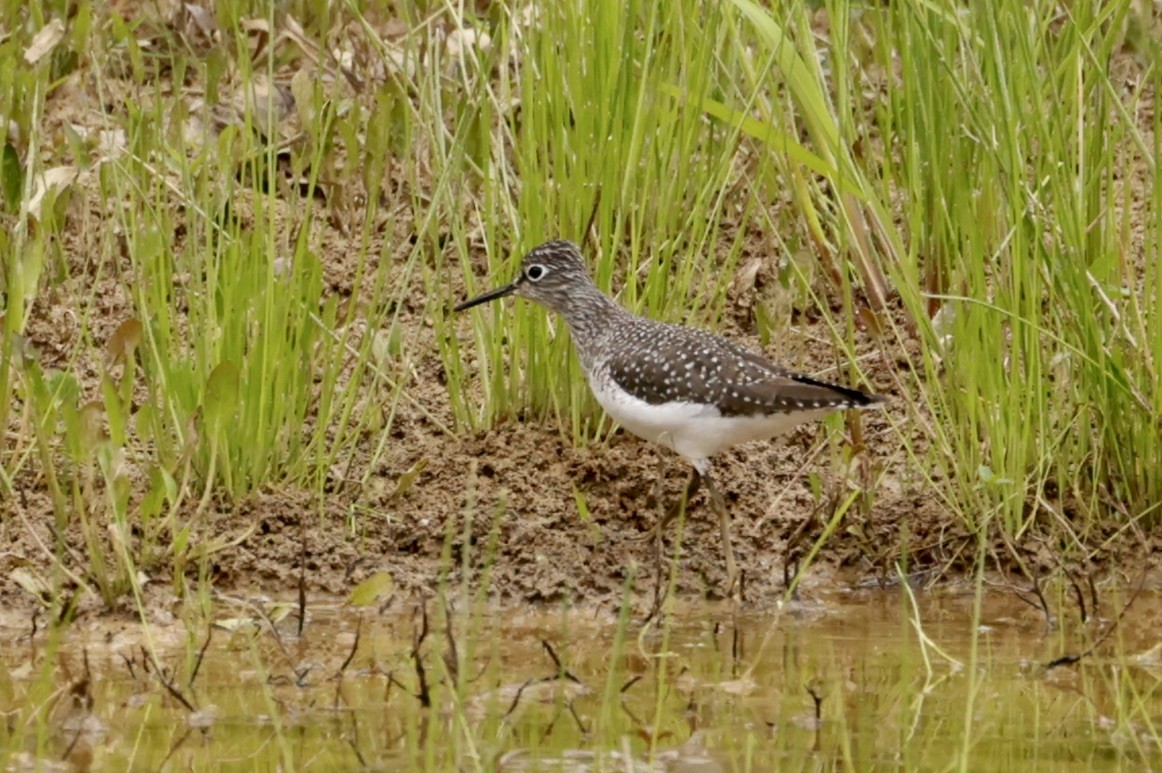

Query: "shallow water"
left=1, top=587, right=1159, bottom=770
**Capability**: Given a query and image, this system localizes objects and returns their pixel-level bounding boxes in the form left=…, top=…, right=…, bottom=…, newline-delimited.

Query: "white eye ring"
left=526, top=264, right=547, bottom=281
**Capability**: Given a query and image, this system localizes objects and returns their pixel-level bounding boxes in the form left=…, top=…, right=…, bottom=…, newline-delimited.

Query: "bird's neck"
left=548, top=283, right=630, bottom=369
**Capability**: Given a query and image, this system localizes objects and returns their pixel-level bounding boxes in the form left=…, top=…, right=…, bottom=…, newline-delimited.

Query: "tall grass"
left=0, top=1, right=427, bottom=597
left=873, top=0, right=1160, bottom=538
left=696, top=0, right=1160, bottom=549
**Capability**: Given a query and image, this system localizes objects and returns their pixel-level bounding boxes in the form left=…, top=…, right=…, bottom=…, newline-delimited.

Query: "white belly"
left=589, top=374, right=834, bottom=465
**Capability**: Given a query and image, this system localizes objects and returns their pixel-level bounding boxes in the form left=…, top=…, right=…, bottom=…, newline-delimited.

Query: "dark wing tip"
left=785, top=374, right=885, bottom=409
left=716, top=373, right=885, bottom=417
left=727, top=342, right=884, bottom=409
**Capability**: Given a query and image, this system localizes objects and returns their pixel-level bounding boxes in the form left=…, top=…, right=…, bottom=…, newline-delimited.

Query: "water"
left=1, top=588, right=1158, bottom=770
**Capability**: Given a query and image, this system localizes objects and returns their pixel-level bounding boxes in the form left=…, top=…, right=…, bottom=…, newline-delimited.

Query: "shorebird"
left=455, top=240, right=884, bottom=589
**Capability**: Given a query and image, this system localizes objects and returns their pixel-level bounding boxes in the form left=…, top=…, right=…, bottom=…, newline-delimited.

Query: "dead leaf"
left=187, top=708, right=218, bottom=728
left=213, top=617, right=261, bottom=633
left=181, top=3, right=218, bottom=39
left=23, top=19, right=65, bottom=65
left=9, top=567, right=50, bottom=601
left=467, top=679, right=590, bottom=721
left=732, top=257, right=762, bottom=295
left=446, top=27, right=491, bottom=61
left=1132, top=642, right=1162, bottom=665
left=26, top=165, right=78, bottom=221
left=715, top=676, right=757, bottom=696
left=79, top=400, right=105, bottom=449
left=105, top=318, right=143, bottom=365
left=382, top=19, right=408, bottom=38
left=247, top=77, right=294, bottom=139
left=240, top=18, right=270, bottom=34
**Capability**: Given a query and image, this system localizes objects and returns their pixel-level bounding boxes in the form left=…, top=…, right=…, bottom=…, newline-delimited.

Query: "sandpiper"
left=456, top=240, right=884, bottom=589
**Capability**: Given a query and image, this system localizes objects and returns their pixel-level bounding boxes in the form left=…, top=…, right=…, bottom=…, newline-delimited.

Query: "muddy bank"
left=5, top=408, right=1156, bottom=621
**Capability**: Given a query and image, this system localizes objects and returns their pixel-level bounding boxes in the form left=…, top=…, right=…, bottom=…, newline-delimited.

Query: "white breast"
left=589, top=373, right=835, bottom=466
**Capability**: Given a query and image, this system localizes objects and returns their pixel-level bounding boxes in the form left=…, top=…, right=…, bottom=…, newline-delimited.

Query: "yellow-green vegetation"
left=0, top=0, right=1158, bottom=768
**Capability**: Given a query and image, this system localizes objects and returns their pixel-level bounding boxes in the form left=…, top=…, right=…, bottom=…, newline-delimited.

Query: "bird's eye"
left=525, top=264, right=547, bottom=281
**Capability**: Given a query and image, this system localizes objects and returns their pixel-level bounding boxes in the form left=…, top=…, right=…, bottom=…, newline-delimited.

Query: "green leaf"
left=389, top=459, right=428, bottom=500
left=204, top=360, right=239, bottom=431
left=1, top=143, right=21, bottom=211
left=724, top=0, right=839, bottom=156
left=174, top=525, right=190, bottom=555
left=347, top=572, right=394, bottom=607
left=133, top=401, right=155, bottom=444
left=101, top=374, right=127, bottom=447
left=572, top=485, right=591, bottom=522
left=43, top=369, right=80, bottom=409
left=662, top=84, right=837, bottom=180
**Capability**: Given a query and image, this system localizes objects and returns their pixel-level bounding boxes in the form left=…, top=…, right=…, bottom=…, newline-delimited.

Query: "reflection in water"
left=1, top=589, right=1159, bottom=769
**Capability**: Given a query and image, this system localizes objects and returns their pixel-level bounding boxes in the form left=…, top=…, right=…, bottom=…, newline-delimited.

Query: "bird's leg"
left=652, top=451, right=668, bottom=526
left=633, top=467, right=702, bottom=542
left=666, top=469, right=702, bottom=533
left=643, top=459, right=702, bottom=621
left=650, top=452, right=668, bottom=613
left=701, top=470, right=739, bottom=593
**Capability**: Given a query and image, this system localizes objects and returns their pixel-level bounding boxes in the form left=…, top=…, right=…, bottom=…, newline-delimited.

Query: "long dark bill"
left=454, top=281, right=519, bottom=312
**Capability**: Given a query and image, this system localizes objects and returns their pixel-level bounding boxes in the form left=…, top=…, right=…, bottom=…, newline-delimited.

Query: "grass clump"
left=869, top=0, right=1160, bottom=540
left=691, top=0, right=1161, bottom=556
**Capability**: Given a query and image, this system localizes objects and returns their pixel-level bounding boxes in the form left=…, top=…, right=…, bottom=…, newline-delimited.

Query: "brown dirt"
left=3, top=5, right=1160, bottom=624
